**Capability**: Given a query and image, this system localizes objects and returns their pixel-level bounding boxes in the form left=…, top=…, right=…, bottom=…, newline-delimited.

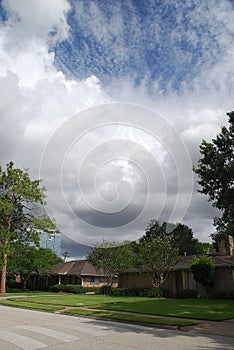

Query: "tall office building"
left=39, top=232, right=61, bottom=257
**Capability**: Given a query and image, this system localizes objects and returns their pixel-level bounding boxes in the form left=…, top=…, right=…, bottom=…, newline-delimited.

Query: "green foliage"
left=87, top=240, right=135, bottom=286
left=143, top=219, right=209, bottom=255
left=174, top=289, right=198, bottom=298
left=100, top=286, right=161, bottom=297
left=138, top=220, right=179, bottom=294
left=7, top=243, right=62, bottom=290
left=50, top=284, right=100, bottom=294
left=190, top=256, right=215, bottom=289
left=0, top=161, right=58, bottom=293
left=194, top=111, right=234, bottom=237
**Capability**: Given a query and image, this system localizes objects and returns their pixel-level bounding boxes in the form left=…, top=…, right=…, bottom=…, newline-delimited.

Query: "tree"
left=7, top=243, right=62, bottom=290
left=194, top=111, right=234, bottom=238
left=87, top=240, right=135, bottom=287
left=0, top=162, right=57, bottom=293
left=143, top=219, right=206, bottom=255
left=190, top=256, right=215, bottom=292
left=138, top=221, right=179, bottom=296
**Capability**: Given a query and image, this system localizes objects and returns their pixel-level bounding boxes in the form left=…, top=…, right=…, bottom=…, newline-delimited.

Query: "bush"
left=100, top=287, right=169, bottom=297
left=227, top=290, right=234, bottom=299
left=100, top=285, right=113, bottom=295
left=145, top=288, right=161, bottom=297
left=6, top=279, right=23, bottom=290
left=174, top=289, right=198, bottom=298
left=50, top=284, right=66, bottom=293
left=190, top=256, right=215, bottom=288
left=161, top=289, right=171, bottom=298
left=209, top=290, right=227, bottom=299
left=50, top=284, right=100, bottom=294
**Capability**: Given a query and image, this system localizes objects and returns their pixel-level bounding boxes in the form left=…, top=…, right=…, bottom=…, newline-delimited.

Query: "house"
left=26, top=259, right=113, bottom=290
left=118, top=255, right=234, bottom=297
left=48, top=260, right=112, bottom=287
left=118, top=236, right=234, bottom=297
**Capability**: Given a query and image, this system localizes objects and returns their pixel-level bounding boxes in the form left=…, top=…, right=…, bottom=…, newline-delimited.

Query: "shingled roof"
left=172, top=255, right=234, bottom=270
left=120, top=255, right=234, bottom=273
left=52, top=260, right=106, bottom=277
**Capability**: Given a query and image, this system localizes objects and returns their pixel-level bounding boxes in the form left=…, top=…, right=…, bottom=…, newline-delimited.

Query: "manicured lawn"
left=0, top=299, right=62, bottom=311
left=1, top=294, right=150, bottom=307
left=95, top=298, right=234, bottom=321
left=63, top=308, right=198, bottom=327
left=1, top=293, right=233, bottom=321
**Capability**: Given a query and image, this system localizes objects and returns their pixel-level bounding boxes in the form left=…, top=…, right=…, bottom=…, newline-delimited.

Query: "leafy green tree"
left=0, top=162, right=57, bottom=293
left=87, top=240, right=135, bottom=286
left=7, top=243, right=62, bottom=290
left=190, top=256, right=215, bottom=291
left=143, top=219, right=206, bottom=255
left=194, top=111, right=234, bottom=239
left=138, top=221, right=179, bottom=296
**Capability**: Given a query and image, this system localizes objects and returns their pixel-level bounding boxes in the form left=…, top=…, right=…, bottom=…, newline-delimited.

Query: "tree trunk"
left=0, top=252, right=8, bottom=294
left=22, top=278, right=27, bottom=291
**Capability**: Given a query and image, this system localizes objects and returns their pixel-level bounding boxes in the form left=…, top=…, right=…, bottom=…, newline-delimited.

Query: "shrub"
left=227, top=290, right=234, bottom=299
left=146, top=288, right=162, bottom=297
left=50, top=284, right=100, bottom=294
left=6, top=279, right=23, bottom=290
left=190, top=256, right=215, bottom=288
left=50, top=284, right=66, bottom=292
left=100, top=287, right=170, bottom=297
left=100, top=285, right=113, bottom=295
left=174, top=289, right=198, bottom=298
left=209, top=290, right=227, bottom=299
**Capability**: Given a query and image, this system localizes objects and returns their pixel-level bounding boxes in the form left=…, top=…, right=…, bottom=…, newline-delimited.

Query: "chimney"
left=218, top=235, right=234, bottom=256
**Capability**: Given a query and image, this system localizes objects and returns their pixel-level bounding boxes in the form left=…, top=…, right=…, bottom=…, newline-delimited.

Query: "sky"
left=0, top=0, right=234, bottom=258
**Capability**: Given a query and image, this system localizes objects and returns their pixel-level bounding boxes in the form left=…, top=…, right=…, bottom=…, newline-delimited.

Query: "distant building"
left=39, top=232, right=61, bottom=257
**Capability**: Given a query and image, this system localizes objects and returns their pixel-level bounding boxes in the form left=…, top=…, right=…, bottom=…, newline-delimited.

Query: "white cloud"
left=0, top=0, right=233, bottom=248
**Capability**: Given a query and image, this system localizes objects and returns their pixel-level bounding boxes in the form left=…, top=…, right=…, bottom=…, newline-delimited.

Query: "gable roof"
left=52, top=260, right=106, bottom=276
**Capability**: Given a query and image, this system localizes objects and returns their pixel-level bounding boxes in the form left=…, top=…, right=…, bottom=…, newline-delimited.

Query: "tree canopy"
left=194, top=111, right=234, bottom=239
left=138, top=220, right=179, bottom=295
left=142, top=219, right=207, bottom=255
left=7, top=243, right=62, bottom=290
left=87, top=240, right=135, bottom=286
left=0, top=161, right=57, bottom=293
left=190, top=256, right=215, bottom=291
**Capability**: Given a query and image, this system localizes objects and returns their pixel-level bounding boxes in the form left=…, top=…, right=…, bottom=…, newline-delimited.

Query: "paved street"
left=0, top=306, right=233, bottom=350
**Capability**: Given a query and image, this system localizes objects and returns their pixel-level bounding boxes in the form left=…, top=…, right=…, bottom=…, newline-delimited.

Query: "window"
left=70, top=276, right=77, bottom=284
left=90, top=276, right=100, bottom=283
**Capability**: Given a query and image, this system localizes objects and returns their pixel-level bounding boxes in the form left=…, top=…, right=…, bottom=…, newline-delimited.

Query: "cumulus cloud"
left=0, top=0, right=233, bottom=252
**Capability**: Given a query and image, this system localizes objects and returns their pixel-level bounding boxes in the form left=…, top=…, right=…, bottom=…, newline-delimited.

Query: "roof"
left=52, top=260, right=106, bottom=276
left=120, top=255, right=234, bottom=274
left=173, top=255, right=234, bottom=270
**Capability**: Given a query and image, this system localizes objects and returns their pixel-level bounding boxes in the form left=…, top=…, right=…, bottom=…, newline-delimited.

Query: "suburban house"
left=118, top=235, right=234, bottom=297
left=49, top=260, right=111, bottom=287
left=27, top=259, right=112, bottom=290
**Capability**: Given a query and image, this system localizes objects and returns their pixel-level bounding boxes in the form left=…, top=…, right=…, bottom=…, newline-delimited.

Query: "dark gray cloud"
left=0, top=0, right=233, bottom=257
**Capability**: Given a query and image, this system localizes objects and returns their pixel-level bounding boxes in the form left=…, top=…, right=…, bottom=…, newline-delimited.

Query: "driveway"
left=0, top=305, right=233, bottom=350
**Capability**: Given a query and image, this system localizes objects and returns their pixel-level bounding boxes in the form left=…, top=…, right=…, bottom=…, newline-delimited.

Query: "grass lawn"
left=95, top=298, right=234, bottom=321
left=63, top=308, right=198, bottom=327
left=0, top=299, right=62, bottom=311
left=0, top=293, right=233, bottom=322
left=0, top=294, right=150, bottom=307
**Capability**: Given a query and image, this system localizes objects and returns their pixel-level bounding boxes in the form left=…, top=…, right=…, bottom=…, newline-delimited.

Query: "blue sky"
left=0, top=0, right=233, bottom=257
left=52, top=0, right=233, bottom=92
